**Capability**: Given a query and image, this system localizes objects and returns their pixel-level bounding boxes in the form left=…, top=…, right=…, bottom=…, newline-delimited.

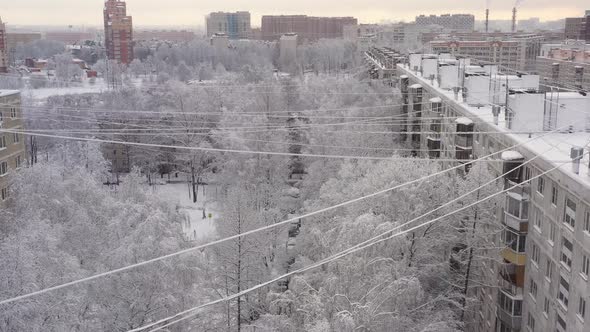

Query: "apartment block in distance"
left=0, top=90, right=26, bottom=205
left=104, top=0, right=134, bottom=65
left=430, top=34, right=544, bottom=72
left=206, top=12, right=251, bottom=40
left=0, top=18, right=7, bottom=73
left=415, top=13, right=475, bottom=31
left=383, top=50, right=590, bottom=332
left=564, top=10, right=589, bottom=42
left=261, top=15, right=357, bottom=41
left=537, top=40, right=590, bottom=91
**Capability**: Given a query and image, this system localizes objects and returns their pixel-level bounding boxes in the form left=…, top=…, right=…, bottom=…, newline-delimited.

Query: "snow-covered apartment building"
left=389, top=53, right=590, bottom=332
left=0, top=90, right=25, bottom=205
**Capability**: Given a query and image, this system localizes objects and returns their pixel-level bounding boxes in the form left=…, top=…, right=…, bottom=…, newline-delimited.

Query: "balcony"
left=496, top=304, right=522, bottom=330
left=499, top=275, right=524, bottom=297
left=501, top=248, right=527, bottom=266
left=506, top=179, right=531, bottom=197
left=496, top=289, right=523, bottom=330
left=456, top=147, right=471, bottom=161
left=504, top=211, right=529, bottom=232
left=427, top=137, right=441, bottom=150
left=455, top=135, right=473, bottom=149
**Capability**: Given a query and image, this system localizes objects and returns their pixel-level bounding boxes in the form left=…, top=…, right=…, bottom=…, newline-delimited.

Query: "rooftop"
left=397, top=61, right=590, bottom=191
left=0, top=90, right=20, bottom=98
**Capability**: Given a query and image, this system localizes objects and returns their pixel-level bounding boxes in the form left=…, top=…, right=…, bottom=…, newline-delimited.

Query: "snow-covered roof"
left=455, top=117, right=474, bottom=125
left=429, top=97, right=442, bottom=103
left=0, top=90, right=20, bottom=98
left=400, top=75, right=409, bottom=79
left=409, top=84, right=422, bottom=89
left=501, top=151, right=525, bottom=161
left=397, top=59, right=590, bottom=189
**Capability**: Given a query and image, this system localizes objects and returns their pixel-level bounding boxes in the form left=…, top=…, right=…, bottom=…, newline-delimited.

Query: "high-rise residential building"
left=134, top=30, right=196, bottom=42
left=0, top=90, right=26, bottom=205
left=0, top=18, right=7, bottom=73
left=206, top=12, right=251, bottom=40
left=261, top=15, right=357, bottom=42
left=564, top=11, right=590, bottom=42
left=430, top=34, right=544, bottom=72
left=383, top=51, right=590, bottom=332
left=565, top=17, right=586, bottom=40
left=103, top=0, right=134, bottom=65
left=415, top=14, right=475, bottom=31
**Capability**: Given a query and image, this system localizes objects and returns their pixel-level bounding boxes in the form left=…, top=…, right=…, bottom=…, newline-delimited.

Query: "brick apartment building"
left=104, top=0, right=134, bottom=65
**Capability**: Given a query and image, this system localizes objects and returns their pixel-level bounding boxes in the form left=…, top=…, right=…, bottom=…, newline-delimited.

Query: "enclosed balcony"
left=504, top=180, right=530, bottom=232
left=501, top=228, right=527, bottom=266
left=454, top=135, right=473, bottom=149
left=496, top=290, right=522, bottom=331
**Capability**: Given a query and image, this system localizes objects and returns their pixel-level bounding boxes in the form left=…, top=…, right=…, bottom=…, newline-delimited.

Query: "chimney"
left=485, top=9, right=490, bottom=33
left=571, top=147, right=584, bottom=175
left=512, top=7, right=517, bottom=33
left=492, top=105, right=501, bottom=125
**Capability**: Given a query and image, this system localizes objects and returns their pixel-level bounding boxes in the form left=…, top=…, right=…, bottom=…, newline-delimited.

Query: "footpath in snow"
left=151, top=180, right=219, bottom=242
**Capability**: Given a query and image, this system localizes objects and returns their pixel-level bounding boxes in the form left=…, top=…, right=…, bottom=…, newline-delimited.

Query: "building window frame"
left=537, top=176, right=545, bottom=195
left=579, top=297, right=587, bottom=322
left=0, top=161, right=7, bottom=176
left=561, top=237, right=573, bottom=271
left=551, top=185, right=558, bottom=206
left=564, top=197, right=577, bottom=230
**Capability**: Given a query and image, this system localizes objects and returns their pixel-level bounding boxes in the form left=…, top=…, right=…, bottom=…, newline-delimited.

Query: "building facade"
left=389, top=52, right=590, bottom=332
left=134, top=30, right=196, bottom=42
left=0, top=18, right=7, bottom=73
left=103, top=0, right=134, bottom=65
left=261, top=15, right=357, bottom=41
left=564, top=11, right=590, bottom=42
left=0, top=90, right=26, bottom=205
left=206, top=12, right=251, bottom=40
left=416, top=14, right=475, bottom=31
left=430, top=35, right=543, bottom=72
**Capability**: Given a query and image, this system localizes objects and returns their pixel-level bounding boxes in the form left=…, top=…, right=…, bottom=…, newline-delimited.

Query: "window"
left=557, top=313, right=567, bottom=330
left=527, top=313, right=535, bottom=331
left=582, top=255, right=589, bottom=278
left=546, top=259, right=554, bottom=281
left=585, top=210, right=590, bottom=233
left=0, top=161, right=7, bottom=176
left=561, top=237, right=573, bottom=270
left=544, top=297, right=550, bottom=317
left=564, top=197, right=577, bottom=229
left=498, top=291, right=522, bottom=316
left=549, top=223, right=556, bottom=245
left=0, top=135, right=5, bottom=149
left=552, top=185, right=558, bottom=205
left=15, top=155, right=21, bottom=169
left=535, top=212, right=543, bottom=232
left=537, top=176, right=545, bottom=195
left=532, top=243, right=540, bottom=265
left=525, top=167, right=532, bottom=181
left=12, top=132, right=19, bottom=143
left=0, top=187, right=7, bottom=201
left=579, top=297, right=587, bottom=321
left=10, top=107, right=16, bottom=118
left=529, top=278, right=538, bottom=300
left=557, top=276, right=570, bottom=308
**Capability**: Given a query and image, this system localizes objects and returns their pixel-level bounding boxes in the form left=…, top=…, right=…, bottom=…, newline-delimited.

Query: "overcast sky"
left=3, top=0, right=588, bottom=27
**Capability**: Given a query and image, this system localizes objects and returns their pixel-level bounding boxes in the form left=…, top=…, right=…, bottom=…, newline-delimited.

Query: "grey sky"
left=3, top=0, right=588, bottom=27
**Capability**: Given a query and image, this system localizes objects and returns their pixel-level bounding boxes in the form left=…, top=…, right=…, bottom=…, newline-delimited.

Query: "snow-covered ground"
left=151, top=182, right=218, bottom=242
left=23, top=78, right=108, bottom=100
